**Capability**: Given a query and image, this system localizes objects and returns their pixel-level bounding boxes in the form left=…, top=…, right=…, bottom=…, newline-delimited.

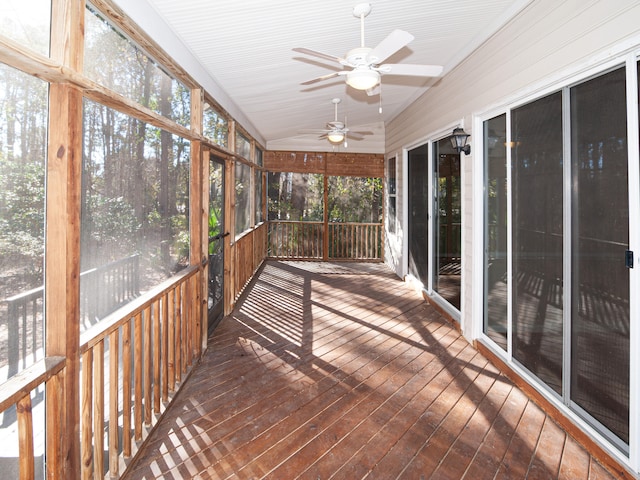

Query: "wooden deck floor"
left=123, top=261, right=618, bottom=479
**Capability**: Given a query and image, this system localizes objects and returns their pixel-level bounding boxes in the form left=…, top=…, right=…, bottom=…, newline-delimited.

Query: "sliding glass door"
left=407, top=144, right=429, bottom=284
left=482, top=64, right=632, bottom=451
left=407, top=138, right=462, bottom=312
left=569, top=67, right=629, bottom=446
left=433, top=139, right=461, bottom=309
left=511, top=92, right=564, bottom=395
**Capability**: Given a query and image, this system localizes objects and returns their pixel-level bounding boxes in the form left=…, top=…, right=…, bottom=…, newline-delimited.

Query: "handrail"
left=78, top=264, right=203, bottom=478
left=267, top=220, right=383, bottom=261
left=0, top=356, right=65, bottom=480
left=79, top=264, right=198, bottom=352
left=0, top=356, right=65, bottom=413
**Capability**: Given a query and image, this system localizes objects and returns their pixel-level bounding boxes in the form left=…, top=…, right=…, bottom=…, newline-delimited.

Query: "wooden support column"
left=223, top=122, right=236, bottom=315
left=261, top=169, right=267, bottom=222
left=47, top=1, right=84, bottom=477
left=223, top=157, right=236, bottom=315
left=323, top=174, right=329, bottom=260
left=190, top=87, right=208, bottom=351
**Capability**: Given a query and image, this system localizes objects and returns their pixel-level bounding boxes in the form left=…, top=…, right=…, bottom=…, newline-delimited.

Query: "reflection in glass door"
left=570, top=67, right=629, bottom=447
left=511, top=92, right=564, bottom=395
left=407, top=144, right=429, bottom=284
left=433, top=138, right=461, bottom=309
left=484, top=114, right=508, bottom=350
left=482, top=65, right=632, bottom=452
left=208, top=155, right=225, bottom=331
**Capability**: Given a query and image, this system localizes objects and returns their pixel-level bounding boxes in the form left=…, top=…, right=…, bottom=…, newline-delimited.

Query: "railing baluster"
left=93, top=340, right=104, bottom=480
left=133, top=312, right=142, bottom=441
left=162, top=293, right=169, bottom=402
left=143, top=305, right=152, bottom=425
left=168, top=287, right=176, bottom=392
left=17, top=393, right=34, bottom=480
left=175, top=285, right=182, bottom=382
left=181, top=282, right=188, bottom=374
left=81, top=350, right=94, bottom=480
left=46, top=369, right=63, bottom=479
left=153, top=300, right=161, bottom=414
left=109, top=330, right=120, bottom=476
left=122, top=319, right=132, bottom=457
left=184, top=280, right=192, bottom=368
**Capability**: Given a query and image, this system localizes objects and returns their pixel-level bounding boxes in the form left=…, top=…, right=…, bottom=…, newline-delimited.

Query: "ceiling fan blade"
left=347, top=130, right=374, bottom=140
left=300, top=71, right=344, bottom=85
left=370, top=29, right=414, bottom=63
left=378, top=63, right=443, bottom=77
left=299, top=129, right=330, bottom=134
left=293, top=47, right=345, bottom=64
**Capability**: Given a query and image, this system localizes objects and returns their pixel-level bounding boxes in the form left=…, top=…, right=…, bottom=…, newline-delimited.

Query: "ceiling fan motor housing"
left=344, top=47, right=378, bottom=67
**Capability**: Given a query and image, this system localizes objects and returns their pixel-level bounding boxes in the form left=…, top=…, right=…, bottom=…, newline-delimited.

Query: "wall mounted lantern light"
left=450, top=127, right=471, bottom=155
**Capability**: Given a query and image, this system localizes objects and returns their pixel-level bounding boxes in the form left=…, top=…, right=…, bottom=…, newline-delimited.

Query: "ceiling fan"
left=299, top=98, right=372, bottom=148
left=293, top=3, right=443, bottom=94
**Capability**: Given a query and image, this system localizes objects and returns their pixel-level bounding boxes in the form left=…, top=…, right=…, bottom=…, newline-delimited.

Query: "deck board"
left=122, top=261, right=618, bottom=480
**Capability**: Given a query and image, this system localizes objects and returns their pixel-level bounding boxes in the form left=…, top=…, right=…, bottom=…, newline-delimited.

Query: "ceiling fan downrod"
left=353, top=3, right=371, bottom=48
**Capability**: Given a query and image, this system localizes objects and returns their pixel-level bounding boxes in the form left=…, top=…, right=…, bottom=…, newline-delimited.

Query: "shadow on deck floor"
left=122, top=261, right=618, bottom=479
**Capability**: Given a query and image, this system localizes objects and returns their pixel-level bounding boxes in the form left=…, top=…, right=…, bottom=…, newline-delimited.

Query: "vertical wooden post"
left=323, top=175, right=329, bottom=260
left=223, top=156, right=236, bottom=315
left=261, top=169, right=267, bottom=223
left=201, top=150, right=211, bottom=350
left=250, top=140, right=256, bottom=228
left=190, top=87, right=206, bottom=351
left=47, top=1, right=84, bottom=477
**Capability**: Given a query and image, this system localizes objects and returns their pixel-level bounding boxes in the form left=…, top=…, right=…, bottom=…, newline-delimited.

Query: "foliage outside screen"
left=84, top=5, right=191, bottom=128
left=203, top=103, right=228, bottom=148
left=235, top=163, right=252, bottom=236
left=0, top=63, right=48, bottom=381
left=267, top=173, right=382, bottom=223
left=0, top=64, right=48, bottom=292
left=82, top=99, right=190, bottom=309
left=0, top=1, right=50, bottom=56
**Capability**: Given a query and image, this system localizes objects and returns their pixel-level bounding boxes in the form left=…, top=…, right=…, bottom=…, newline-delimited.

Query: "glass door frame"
left=475, top=53, right=640, bottom=470
left=402, top=123, right=463, bottom=320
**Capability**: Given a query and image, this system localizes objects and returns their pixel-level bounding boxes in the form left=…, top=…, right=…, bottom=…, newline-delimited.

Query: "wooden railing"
left=2, top=254, right=140, bottom=379
left=79, top=253, right=140, bottom=325
left=78, top=265, right=202, bottom=479
left=0, top=356, right=65, bottom=479
left=267, top=221, right=323, bottom=259
left=328, top=222, right=382, bottom=260
left=267, top=221, right=382, bottom=261
left=233, top=223, right=268, bottom=301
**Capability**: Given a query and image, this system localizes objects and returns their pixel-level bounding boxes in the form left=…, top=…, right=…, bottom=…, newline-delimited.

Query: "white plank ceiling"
left=127, top=0, right=530, bottom=153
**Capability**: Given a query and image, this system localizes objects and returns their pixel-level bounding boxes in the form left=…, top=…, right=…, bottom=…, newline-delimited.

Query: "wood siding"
left=265, top=151, right=384, bottom=177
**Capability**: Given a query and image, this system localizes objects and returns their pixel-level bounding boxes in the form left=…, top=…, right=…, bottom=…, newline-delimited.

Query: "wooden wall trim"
left=264, top=150, right=385, bottom=177
left=0, top=35, right=239, bottom=162
left=89, top=0, right=198, bottom=90
left=45, top=1, right=86, bottom=476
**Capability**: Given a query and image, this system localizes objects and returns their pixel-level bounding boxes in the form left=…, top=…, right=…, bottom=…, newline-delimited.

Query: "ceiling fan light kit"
left=327, top=131, right=346, bottom=144
left=346, top=68, right=380, bottom=90
left=298, top=97, right=373, bottom=148
left=294, top=2, right=443, bottom=96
